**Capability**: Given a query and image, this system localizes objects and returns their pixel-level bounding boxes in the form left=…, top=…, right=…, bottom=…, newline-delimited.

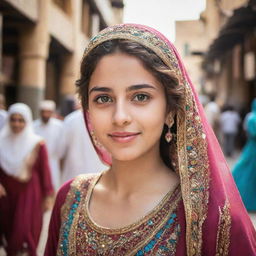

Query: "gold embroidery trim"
left=127, top=193, right=182, bottom=256
left=69, top=174, right=101, bottom=255
left=75, top=175, right=181, bottom=255
left=84, top=179, right=181, bottom=234
left=83, top=25, right=183, bottom=81
left=215, top=200, right=231, bottom=256
left=57, top=173, right=99, bottom=256
left=178, top=82, right=210, bottom=256
left=64, top=173, right=181, bottom=256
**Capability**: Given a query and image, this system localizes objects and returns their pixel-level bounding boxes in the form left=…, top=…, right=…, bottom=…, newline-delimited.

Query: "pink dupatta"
left=81, top=24, right=256, bottom=255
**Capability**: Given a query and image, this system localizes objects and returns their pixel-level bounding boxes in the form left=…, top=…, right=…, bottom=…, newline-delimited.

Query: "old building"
left=0, top=0, right=124, bottom=117
left=203, top=0, right=256, bottom=111
left=175, top=20, right=208, bottom=94
left=175, top=0, right=256, bottom=113
left=174, top=0, right=221, bottom=101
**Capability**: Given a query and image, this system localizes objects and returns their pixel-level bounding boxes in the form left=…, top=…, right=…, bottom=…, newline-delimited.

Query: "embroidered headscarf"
left=78, top=24, right=256, bottom=255
left=0, top=103, right=42, bottom=180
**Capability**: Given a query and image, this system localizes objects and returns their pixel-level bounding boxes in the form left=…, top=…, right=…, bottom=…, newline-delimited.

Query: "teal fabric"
left=232, top=99, right=256, bottom=211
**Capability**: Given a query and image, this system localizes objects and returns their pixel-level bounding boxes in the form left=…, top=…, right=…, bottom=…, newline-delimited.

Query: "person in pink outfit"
left=0, top=103, right=54, bottom=256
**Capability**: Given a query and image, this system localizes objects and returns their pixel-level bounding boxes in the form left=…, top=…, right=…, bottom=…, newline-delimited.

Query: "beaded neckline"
left=84, top=173, right=181, bottom=234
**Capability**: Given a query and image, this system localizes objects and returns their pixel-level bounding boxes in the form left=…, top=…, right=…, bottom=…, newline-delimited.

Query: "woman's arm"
left=38, top=142, right=54, bottom=197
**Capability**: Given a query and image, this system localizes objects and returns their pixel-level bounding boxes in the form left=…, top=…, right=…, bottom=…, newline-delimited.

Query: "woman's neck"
left=102, top=151, right=177, bottom=198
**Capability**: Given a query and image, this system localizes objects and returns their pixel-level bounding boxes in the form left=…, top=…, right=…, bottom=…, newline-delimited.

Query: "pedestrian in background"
left=204, top=94, right=220, bottom=136
left=59, top=94, right=76, bottom=118
left=232, top=98, right=256, bottom=211
left=0, top=94, right=7, bottom=131
left=60, top=108, right=106, bottom=185
left=0, top=103, right=53, bottom=256
left=219, top=105, right=241, bottom=157
left=44, top=24, right=256, bottom=255
left=34, top=100, right=63, bottom=191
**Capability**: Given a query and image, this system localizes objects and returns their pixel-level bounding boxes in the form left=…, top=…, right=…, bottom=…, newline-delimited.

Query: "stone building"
left=0, top=0, right=124, bottom=117
left=174, top=0, right=222, bottom=101
left=175, top=0, right=256, bottom=113
left=175, top=20, right=208, bottom=94
left=203, top=0, right=256, bottom=112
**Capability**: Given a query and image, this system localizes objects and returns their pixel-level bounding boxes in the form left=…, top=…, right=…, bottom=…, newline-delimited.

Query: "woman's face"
left=88, top=52, right=168, bottom=162
left=9, top=113, right=26, bottom=134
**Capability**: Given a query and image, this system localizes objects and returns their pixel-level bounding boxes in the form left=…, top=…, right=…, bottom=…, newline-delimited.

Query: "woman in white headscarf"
left=0, top=103, right=54, bottom=256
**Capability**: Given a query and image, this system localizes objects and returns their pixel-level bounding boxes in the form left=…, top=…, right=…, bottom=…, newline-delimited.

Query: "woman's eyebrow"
left=89, top=86, right=112, bottom=94
left=89, top=84, right=156, bottom=94
left=126, top=84, right=156, bottom=91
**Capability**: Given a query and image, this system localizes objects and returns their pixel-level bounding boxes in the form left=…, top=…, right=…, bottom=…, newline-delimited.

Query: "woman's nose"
left=112, top=101, right=132, bottom=126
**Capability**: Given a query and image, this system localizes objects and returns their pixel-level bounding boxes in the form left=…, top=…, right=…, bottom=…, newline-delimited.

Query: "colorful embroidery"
left=178, top=81, right=210, bottom=256
left=215, top=200, right=231, bottom=256
left=59, top=190, right=81, bottom=256
left=57, top=174, right=182, bottom=255
left=83, top=24, right=182, bottom=83
left=135, top=213, right=180, bottom=256
left=57, top=174, right=95, bottom=256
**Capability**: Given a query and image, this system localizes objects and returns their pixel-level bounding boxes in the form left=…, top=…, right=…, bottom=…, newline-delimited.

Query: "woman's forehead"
left=88, top=53, right=163, bottom=91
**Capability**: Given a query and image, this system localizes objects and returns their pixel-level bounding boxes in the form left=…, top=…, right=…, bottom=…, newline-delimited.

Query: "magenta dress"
left=0, top=142, right=54, bottom=256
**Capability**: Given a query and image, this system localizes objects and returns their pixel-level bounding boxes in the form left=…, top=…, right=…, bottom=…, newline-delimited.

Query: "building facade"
left=175, top=0, right=255, bottom=113
left=203, top=0, right=256, bottom=111
left=175, top=20, right=209, bottom=94
left=0, top=0, right=124, bottom=117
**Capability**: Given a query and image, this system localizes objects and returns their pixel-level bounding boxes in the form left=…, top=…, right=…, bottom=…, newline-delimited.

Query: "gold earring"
left=165, top=115, right=174, bottom=143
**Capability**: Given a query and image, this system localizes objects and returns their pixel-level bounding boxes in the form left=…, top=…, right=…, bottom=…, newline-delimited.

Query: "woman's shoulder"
left=56, top=173, right=100, bottom=206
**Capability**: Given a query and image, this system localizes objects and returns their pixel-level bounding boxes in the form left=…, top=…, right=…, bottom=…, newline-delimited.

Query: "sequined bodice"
left=57, top=174, right=182, bottom=256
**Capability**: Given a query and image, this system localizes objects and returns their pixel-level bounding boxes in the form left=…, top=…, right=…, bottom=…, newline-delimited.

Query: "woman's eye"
left=95, top=95, right=112, bottom=104
left=133, top=94, right=150, bottom=102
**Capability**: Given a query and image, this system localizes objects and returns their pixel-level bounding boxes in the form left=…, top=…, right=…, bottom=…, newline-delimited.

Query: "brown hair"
left=76, top=39, right=184, bottom=169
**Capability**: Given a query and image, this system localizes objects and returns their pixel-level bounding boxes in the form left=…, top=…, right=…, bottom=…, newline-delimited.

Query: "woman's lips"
left=108, top=132, right=141, bottom=143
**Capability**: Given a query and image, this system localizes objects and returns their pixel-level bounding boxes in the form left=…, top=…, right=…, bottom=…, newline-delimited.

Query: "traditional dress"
left=60, top=110, right=106, bottom=184
left=0, top=103, right=54, bottom=256
left=44, top=24, right=256, bottom=256
left=232, top=99, right=256, bottom=211
left=45, top=174, right=187, bottom=256
left=34, top=117, right=63, bottom=190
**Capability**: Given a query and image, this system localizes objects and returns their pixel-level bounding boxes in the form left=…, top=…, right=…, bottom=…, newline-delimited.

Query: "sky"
left=123, top=0, right=206, bottom=42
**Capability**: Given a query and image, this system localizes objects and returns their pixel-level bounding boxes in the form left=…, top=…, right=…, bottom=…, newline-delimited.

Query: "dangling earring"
left=165, top=115, right=174, bottom=143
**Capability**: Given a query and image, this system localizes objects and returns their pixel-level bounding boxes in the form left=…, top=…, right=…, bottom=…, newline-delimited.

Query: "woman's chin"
left=111, top=152, right=141, bottom=163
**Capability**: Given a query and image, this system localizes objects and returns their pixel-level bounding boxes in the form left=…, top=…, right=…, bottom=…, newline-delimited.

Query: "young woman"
left=0, top=103, right=54, bottom=256
left=44, top=24, right=256, bottom=256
